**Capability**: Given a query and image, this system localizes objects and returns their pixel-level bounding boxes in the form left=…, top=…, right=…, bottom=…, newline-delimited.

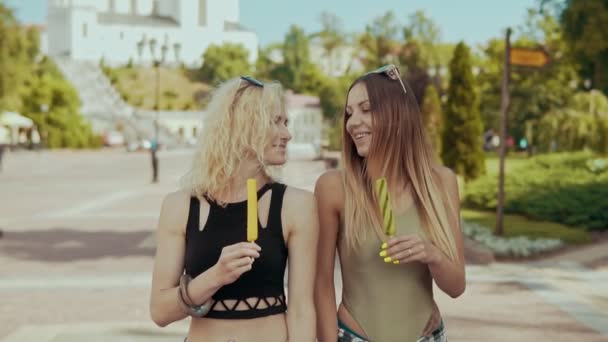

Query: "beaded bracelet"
left=178, top=274, right=213, bottom=318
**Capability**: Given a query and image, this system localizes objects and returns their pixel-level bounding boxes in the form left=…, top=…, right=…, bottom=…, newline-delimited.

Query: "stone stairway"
left=52, top=57, right=178, bottom=147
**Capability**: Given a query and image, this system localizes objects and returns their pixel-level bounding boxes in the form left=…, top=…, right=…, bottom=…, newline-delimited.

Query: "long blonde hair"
left=181, top=78, right=285, bottom=204
left=342, top=73, right=459, bottom=261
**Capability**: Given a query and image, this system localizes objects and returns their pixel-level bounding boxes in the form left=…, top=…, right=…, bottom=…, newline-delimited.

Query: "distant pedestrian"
left=0, top=144, right=6, bottom=172
left=150, top=139, right=159, bottom=183
left=31, top=128, right=41, bottom=150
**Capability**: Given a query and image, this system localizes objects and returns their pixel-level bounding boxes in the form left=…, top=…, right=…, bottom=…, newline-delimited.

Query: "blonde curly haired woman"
left=150, top=77, right=318, bottom=342
left=315, top=66, right=465, bottom=342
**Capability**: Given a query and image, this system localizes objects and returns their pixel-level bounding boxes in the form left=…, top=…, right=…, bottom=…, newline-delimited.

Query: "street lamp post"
left=148, top=38, right=165, bottom=183
left=136, top=36, right=180, bottom=183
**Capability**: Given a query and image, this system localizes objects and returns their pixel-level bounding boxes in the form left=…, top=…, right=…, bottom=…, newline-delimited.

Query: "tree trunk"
left=594, top=55, right=602, bottom=90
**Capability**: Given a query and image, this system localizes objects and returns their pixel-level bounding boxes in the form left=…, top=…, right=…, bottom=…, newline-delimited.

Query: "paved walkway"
left=533, top=240, right=608, bottom=270
left=0, top=150, right=606, bottom=342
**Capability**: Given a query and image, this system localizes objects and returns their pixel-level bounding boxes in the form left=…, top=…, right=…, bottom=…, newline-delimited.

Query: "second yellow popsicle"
left=247, top=179, right=258, bottom=242
left=375, top=177, right=396, bottom=236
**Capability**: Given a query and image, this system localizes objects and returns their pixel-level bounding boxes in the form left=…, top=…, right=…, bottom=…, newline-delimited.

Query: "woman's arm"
left=285, top=188, right=319, bottom=342
left=427, top=167, right=466, bottom=298
left=149, top=191, right=193, bottom=327
left=314, top=171, right=342, bottom=342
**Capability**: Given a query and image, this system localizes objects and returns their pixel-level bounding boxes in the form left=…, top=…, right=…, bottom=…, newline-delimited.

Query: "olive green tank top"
left=338, top=204, right=434, bottom=342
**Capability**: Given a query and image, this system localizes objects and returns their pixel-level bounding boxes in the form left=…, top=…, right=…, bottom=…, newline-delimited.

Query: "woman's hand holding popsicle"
left=212, top=242, right=261, bottom=285
left=380, top=234, right=441, bottom=265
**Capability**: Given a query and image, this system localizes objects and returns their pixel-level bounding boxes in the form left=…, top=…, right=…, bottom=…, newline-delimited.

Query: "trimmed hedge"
left=464, top=152, right=608, bottom=231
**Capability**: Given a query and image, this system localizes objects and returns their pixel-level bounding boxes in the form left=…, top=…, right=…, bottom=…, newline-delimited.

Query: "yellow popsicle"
left=375, top=177, right=396, bottom=236
left=247, top=179, right=258, bottom=242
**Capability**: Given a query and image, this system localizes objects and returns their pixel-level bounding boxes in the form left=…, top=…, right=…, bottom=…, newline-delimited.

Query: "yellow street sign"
left=510, top=48, right=550, bottom=68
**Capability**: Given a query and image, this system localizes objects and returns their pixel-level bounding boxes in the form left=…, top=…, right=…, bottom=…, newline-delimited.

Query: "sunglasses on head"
left=240, top=76, right=264, bottom=87
left=365, top=64, right=407, bottom=95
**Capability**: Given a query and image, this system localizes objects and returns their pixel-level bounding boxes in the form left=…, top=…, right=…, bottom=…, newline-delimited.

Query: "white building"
left=285, top=92, right=323, bottom=160
left=155, top=110, right=202, bottom=145
left=309, top=37, right=364, bottom=77
left=47, top=0, right=258, bottom=66
left=152, top=92, right=323, bottom=159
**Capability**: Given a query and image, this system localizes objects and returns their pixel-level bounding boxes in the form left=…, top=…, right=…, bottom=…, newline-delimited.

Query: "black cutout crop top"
left=184, top=182, right=288, bottom=319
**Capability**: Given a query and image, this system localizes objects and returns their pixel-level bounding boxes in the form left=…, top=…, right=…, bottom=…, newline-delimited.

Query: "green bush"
left=326, top=118, right=343, bottom=152
left=465, top=152, right=608, bottom=231
left=134, top=96, right=144, bottom=107
left=163, top=90, right=178, bottom=99
left=182, top=101, right=195, bottom=110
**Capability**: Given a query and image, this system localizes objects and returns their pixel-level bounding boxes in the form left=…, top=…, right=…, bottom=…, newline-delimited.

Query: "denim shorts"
left=337, top=320, right=447, bottom=342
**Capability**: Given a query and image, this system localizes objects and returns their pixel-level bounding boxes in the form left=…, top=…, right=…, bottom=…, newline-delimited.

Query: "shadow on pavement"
left=0, top=228, right=155, bottom=262
left=449, top=313, right=597, bottom=333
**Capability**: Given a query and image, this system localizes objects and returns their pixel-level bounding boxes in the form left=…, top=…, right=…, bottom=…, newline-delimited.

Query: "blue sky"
left=6, top=0, right=537, bottom=47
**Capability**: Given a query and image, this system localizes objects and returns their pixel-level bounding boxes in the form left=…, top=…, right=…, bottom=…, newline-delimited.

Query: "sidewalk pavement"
left=1, top=264, right=606, bottom=342
left=1, top=150, right=607, bottom=341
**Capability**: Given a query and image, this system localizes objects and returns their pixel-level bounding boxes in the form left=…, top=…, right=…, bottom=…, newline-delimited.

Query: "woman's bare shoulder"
left=158, top=189, right=192, bottom=235
left=431, top=164, right=460, bottom=200
left=281, top=186, right=316, bottom=233
left=431, top=164, right=456, bottom=181
left=314, top=169, right=344, bottom=206
left=282, top=185, right=314, bottom=214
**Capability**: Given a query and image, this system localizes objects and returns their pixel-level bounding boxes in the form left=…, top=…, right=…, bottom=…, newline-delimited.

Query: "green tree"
left=25, top=26, right=40, bottom=61
left=21, top=57, right=99, bottom=148
left=399, top=11, right=452, bottom=104
left=199, top=43, right=251, bottom=85
left=319, top=77, right=351, bottom=121
left=403, top=10, right=442, bottom=70
left=561, top=0, right=608, bottom=93
left=0, top=5, right=99, bottom=148
left=0, top=7, right=12, bottom=111
left=296, top=62, right=326, bottom=94
left=0, top=4, right=27, bottom=111
left=399, top=42, right=432, bottom=105
left=282, top=25, right=311, bottom=90
left=357, top=11, right=400, bottom=70
left=315, top=12, right=346, bottom=73
left=537, top=90, right=608, bottom=153
left=254, top=44, right=282, bottom=80
left=477, top=8, right=578, bottom=143
left=442, top=42, right=485, bottom=181
left=421, top=84, right=443, bottom=158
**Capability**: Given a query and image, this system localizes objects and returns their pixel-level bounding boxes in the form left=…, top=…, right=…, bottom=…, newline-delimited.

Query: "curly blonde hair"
left=181, top=77, right=285, bottom=204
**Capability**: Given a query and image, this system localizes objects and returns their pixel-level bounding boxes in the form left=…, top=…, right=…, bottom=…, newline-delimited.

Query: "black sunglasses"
left=240, top=76, right=264, bottom=87
left=365, top=64, right=407, bottom=94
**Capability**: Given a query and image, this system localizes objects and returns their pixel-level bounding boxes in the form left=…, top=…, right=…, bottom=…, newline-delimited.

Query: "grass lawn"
left=483, top=152, right=530, bottom=175
left=461, top=209, right=591, bottom=244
